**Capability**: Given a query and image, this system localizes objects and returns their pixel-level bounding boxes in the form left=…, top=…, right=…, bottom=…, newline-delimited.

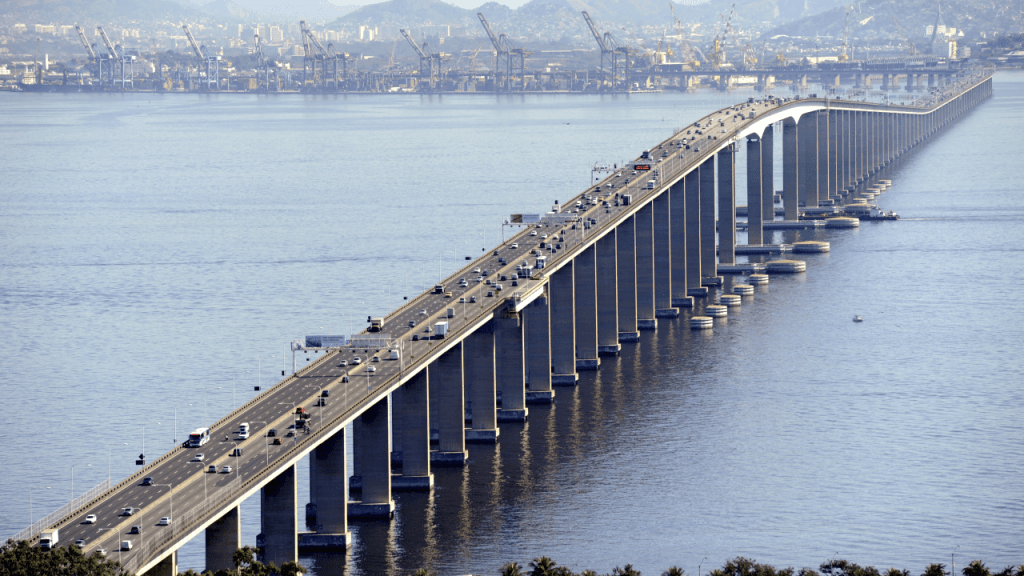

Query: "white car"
left=367, top=366, right=376, bottom=372
left=221, top=465, right=232, bottom=473
left=237, top=430, right=249, bottom=439
left=339, top=359, right=347, bottom=366
left=121, top=541, right=132, bottom=551
left=530, top=231, right=538, bottom=236
left=158, top=517, right=172, bottom=526
left=192, top=453, right=204, bottom=462
left=84, top=514, right=97, bottom=524
left=352, top=357, right=362, bottom=365
left=510, top=243, right=518, bottom=249
left=95, top=548, right=107, bottom=557
left=75, top=539, right=86, bottom=548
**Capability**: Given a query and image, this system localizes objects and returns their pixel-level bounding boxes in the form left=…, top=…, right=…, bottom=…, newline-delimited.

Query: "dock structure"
left=15, top=71, right=993, bottom=575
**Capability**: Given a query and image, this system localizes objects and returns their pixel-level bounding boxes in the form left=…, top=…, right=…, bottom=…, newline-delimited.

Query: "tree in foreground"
left=531, top=556, right=559, bottom=576
left=0, top=538, right=122, bottom=576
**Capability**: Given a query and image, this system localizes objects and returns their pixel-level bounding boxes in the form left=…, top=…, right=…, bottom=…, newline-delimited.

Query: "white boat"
left=853, top=315, right=863, bottom=322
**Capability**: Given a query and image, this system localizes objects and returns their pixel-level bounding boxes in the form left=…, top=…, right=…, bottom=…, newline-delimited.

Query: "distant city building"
left=60, top=25, right=75, bottom=36
left=270, top=26, right=283, bottom=42
left=14, top=23, right=27, bottom=33
left=925, top=25, right=958, bottom=37
left=288, top=23, right=300, bottom=36
left=359, top=25, right=377, bottom=41
left=34, top=24, right=56, bottom=34
left=237, top=24, right=243, bottom=38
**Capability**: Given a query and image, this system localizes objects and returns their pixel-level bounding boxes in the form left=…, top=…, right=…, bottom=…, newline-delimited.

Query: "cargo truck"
left=434, top=321, right=448, bottom=339
left=369, top=318, right=384, bottom=332
left=39, top=529, right=59, bottom=550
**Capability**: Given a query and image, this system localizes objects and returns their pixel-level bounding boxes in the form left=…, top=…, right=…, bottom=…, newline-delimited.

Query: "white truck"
left=434, top=321, right=448, bottom=339
left=389, top=349, right=400, bottom=360
left=39, top=529, right=59, bottom=550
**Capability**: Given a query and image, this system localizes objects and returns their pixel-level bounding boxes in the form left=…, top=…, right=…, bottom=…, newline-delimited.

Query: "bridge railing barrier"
left=8, top=479, right=110, bottom=543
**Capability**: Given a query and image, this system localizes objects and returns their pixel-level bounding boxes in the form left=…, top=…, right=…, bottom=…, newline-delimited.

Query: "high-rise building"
left=270, top=26, right=283, bottom=42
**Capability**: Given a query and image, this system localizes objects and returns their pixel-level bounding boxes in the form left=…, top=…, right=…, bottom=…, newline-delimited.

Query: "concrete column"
left=782, top=119, right=799, bottom=220
left=391, top=387, right=403, bottom=463
left=524, top=296, right=555, bottom=402
left=761, top=124, right=775, bottom=222
left=653, top=193, right=677, bottom=318
left=549, top=263, right=579, bottom=383
left=496, top=314, right=530, bottom=418
left=828, top=111, right=839, bottom=199
left=206, top=507, right=241, bottom=572
left=398, top=367, right=433, bottom=482
left=261, top=465, right=297, bottom=565
left=310, top=429, right=352, bottom=542
left=746, top=135, right=763, bottom=246
left=798, top=111, right=818, bottom=208
left=717, top=144, right=736, bottom=264
left=700, top=156, right=719, bottom=285
left=817, top=110, right=829, bottom=203
left=616, top=216, right=640, bottom=342
left=150, top=552, right=176, bottom=576
left=432, top=343, right=467, bottom=464
left=684, top=169, right=704, bottom=296
left=350, top=396, right=395, bottom=517
left=635, top=202, right=657, bottom=329
left=574, top=244, right=601, bottom=365
left=596, top=232, right=621, bottom=354
left=843, top=111, right=853, bottom=194
left=464, top=328, right=499, bottom=439
left=669, top=178, right=692, bottom=307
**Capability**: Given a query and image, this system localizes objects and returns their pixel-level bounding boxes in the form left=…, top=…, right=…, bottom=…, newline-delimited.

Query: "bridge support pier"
left=616, top=215, right=640, bottom=342
left=596, top=232, right=621, bottom=354
left=653, top=193, right=677, bottom=318
left=306, top=428, right=353, bottom=545
left=206, top=506, right=240, bottom=571
left=700, top=156, right=721, bottom=286
left=782, top=119, right=799, bottom=220
left=798, top=111, right=819, bottom=209
left=496, top=314, right=529, bottom=420
left=817, top=110, right=829, bottom=204
left=717, top=144, right=736, bottom=265
left=261, top=464, right=298, bottom=565
left=828, top=111, right=839, bottom=201
left=398, top=368, right=435, bottom=486
left=669, top=179, right=692, bottom=308
left=746, top=135, right=764, bottom=246
left=147, top=551, right=176, bottom=576
left=350, top=397, right=395, bottom=517
left=684, top=170, right=706, bottom=297
left=635, top=202, right=658, bottom=329
left=550, top=263, right=580, bottom=383
left=524, top=296, right=555, bottom=402
left=465, top=327, right=501, bottom=438
left=432, top=343, right=468, bottom=465
left=574, top=244, right=602, bottom=365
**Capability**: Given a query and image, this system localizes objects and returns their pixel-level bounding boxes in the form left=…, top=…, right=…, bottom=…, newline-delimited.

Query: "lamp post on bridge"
left=71, top=463, right=91, bottom=504
left=191, top=461, right=208, bottom=503
left=29, top=485, right=50, bottom=527
left=257, top=355, right=276, bottom=394
left=96, top=527, right=119, bottom=567
left=153, top=484, right=173, bottom=528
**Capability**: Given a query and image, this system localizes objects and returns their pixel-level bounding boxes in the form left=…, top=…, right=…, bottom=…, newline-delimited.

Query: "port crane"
left=96, top=26, right=133, bottom=88
left=476, top=13, right=530, bottom=92
left=182, top=24, right=220, bottom=90
left=253, top=32, right=273, bottom=91
left=300, top=21, right=346, bottom=91
left=668, top=2, right=700, bottom=67
left=400, top=28, right=441, bottom=92
left=891, top=15, right=917, bottom=56
left=581, top=11, right=629, bottom=90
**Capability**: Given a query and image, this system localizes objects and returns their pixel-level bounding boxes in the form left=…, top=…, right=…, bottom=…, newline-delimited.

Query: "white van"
left=238, top=423, right=250, bottom=439
left=121, top=540, right=133, bottom=551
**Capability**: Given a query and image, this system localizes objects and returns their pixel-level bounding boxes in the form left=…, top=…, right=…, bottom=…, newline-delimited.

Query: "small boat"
left=853, top=315, right=863, bottom=322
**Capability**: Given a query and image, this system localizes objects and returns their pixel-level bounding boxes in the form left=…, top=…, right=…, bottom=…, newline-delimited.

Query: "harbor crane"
left=581, top=11, right=630, bottom=90
left=74, top=25, right=97, bottom=61
left=253, top=32, right=272, bottom=91
left=400, top=28, right=441, bottom=92
left=668, top=2, right=699, bottom=67
left=300, top=21, right=345, bottom=91
left=891, top=15, right=917, bottom=56
left=476, top=12, right=530, bottom=92
left=96, top=26, right=133, bottom=89
left=182, top=24, right=220, bottom=90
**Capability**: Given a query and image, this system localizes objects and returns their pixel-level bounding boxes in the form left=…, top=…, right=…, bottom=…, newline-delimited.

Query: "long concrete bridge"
left=21, top=69, right=993, bottom=575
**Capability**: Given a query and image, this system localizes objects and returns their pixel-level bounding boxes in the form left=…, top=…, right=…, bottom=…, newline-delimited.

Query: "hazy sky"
left=328, top=0, right=530, bottom=7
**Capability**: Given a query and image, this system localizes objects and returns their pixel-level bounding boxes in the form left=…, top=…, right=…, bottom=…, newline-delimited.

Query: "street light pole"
left=250, top=421, right=269, bottom=468
left=155, top=484, right=173, bottom=525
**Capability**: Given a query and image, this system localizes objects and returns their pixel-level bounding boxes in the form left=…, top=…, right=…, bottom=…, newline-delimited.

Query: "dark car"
left=321, top=390, right=329, bottom=397
left=412, top=334, right=419, bottom=341
left=272, top=438, right=282, bottom=445
left=141, top=477, right=153, bottom=486
left=267, top=429, right=277, bottom=437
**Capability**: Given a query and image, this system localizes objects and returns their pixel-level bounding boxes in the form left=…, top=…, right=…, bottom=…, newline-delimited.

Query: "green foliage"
left=580, top=570, right=600, bottom=576
left=800, top=569, right=821, bottom=576
left=923, top=564, right=949, bottom=576
left=964, top=561, right=990, bottom=576
left=0, top=539, right=123, bottom=576
left=612, top=565, right=642, bottom=576
left=531, top=556, right=558, bottom=576
left=713, top=556, right=795, bottom=576
left=664, top=568, right=686, bottom=576
left=820, top=559, right=880, bottom=576
left=413, top=569, right=436, bottom=576
left=500, top=562, right=524, bottom=576
left=887, top=570, right=911, bottom=576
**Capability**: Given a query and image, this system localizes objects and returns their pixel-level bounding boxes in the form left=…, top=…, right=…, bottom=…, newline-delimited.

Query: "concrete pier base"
left=687, top=287, right=709, bottom=297
left=150, top=552, right=176, bottom=576
left=525, top=390, right=555, bottom=404
left=637, top=318, right=657, bottom=330
left=430, top=450, right=468, bottom=466
left=464, top=428, right=499, bottom=443
left=552, top=372, right=579, bottom=386
left=206, top=506, right=240, bottom=572
left=497, top=408, right=528, bottom=422
left=392, top=474, right=434, bottom=490
left=672, top=296, right=695, bottom=308
left=598, top=344, right=621, bottom=355
left=655, top=308, right=679, bottom=318
left=348, top=501, right=395, bottom=519
left=299, top=532, right=352, bottom=550
left=576, top=358, right=600, bottom=370
left=701, top=276, right=724, bottom=286
left=618, top=331, right=640, bottom=343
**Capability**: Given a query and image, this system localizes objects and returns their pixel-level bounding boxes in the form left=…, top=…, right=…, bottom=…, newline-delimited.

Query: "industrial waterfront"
left=1, top=72, right=1022, bottom=575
